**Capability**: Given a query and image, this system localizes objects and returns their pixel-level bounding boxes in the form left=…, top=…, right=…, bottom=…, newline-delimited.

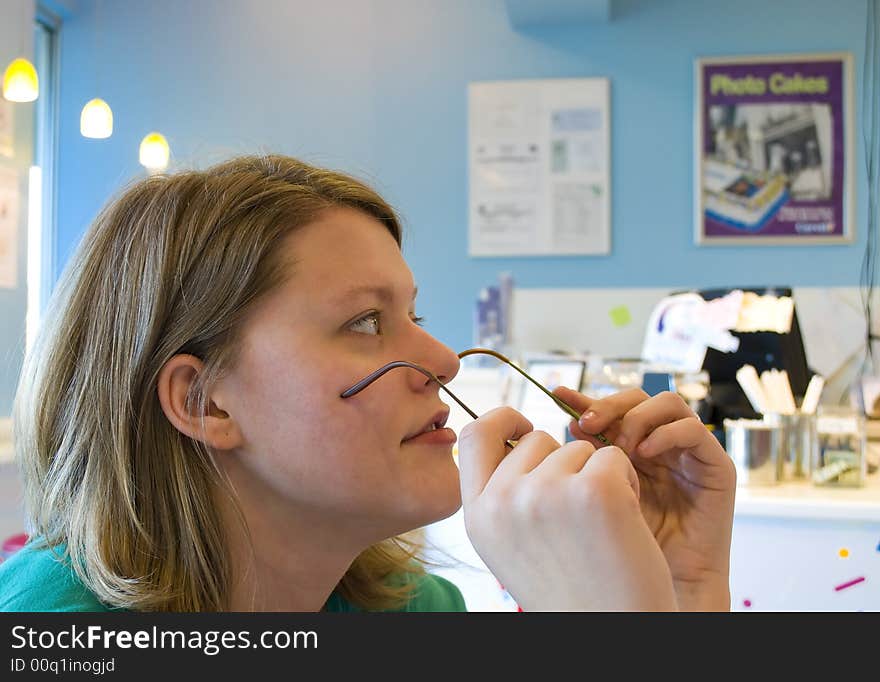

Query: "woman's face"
left=214, top=207, right=462, bottom=539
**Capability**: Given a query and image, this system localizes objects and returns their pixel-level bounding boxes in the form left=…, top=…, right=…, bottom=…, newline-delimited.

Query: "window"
left=27, top=5, right=60, bottom=350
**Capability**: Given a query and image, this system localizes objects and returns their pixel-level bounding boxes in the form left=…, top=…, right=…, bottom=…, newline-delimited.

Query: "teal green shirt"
left=0, top=543, right=466, bottom=612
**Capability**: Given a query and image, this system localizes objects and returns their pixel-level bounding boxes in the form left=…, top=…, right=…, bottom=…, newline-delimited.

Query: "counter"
left=734, top=471, right=880, bottom=522
left=728, top=462, right=878, bottom=611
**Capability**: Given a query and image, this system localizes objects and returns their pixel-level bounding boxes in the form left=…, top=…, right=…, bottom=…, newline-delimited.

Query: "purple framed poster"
left=695, top=53, right=854, bottom=245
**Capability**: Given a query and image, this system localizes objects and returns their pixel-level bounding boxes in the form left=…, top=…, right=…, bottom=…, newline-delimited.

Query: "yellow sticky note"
left=609, top=305, right=632, bottom=328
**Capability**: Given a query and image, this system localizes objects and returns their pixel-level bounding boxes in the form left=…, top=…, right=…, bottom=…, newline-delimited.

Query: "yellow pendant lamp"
left=2, top=57, right=39, bottom=102
left=80, top=98, right=113, bottom=138
left=139, top=132, right=170, bottom=172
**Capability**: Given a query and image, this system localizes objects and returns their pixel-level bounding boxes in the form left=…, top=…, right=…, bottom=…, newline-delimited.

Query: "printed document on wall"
left=468, top=78, right=611, bottom=256
left=0, top=168, right=19, bottom=289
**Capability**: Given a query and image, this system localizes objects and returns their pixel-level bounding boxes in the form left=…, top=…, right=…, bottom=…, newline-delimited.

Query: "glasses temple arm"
left=457, top=348, right=611, bottom=446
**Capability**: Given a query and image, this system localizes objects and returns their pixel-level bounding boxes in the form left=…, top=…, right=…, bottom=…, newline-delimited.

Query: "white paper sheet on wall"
left=0, top=167, right=19, bottom=289
left=641, top=292, right=741, bottom=372
left=468, top=78, right=611, bottom=256
left=793, top=288, right=865, bottom=380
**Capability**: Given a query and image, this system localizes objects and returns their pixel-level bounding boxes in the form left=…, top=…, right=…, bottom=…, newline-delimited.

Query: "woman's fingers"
left=492, top=429, right=563, bottom=480
left=578, top=445, right=641, bottom=500
left=531, top=439, right=598, bottom=476
left=553, top=386, right=624, bottom=447
left=558, top=388, right=713, bottom=459
left=638, top=417, right=736, bottom=485
left=552, top=385, right=593, bottom=413
left=553, top=386, right=652, bottom=439
left=566, top=418, right=621, bottom=449
left=457, top=406, right=535, bottom=506
left=576, top=388, right=651, bottom=433
left=613, top=391, right=698, bottom=453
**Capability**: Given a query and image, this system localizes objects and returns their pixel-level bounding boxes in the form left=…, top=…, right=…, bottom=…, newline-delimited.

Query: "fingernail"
left=579, top=411, right=596, bottom=428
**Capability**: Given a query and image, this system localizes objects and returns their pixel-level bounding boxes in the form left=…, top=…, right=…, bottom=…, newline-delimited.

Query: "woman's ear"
left=157, top=354, right=244, bottom=451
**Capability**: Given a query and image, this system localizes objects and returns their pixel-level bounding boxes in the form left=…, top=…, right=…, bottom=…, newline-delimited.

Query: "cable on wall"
left=857, top=0, right=879, bottom=395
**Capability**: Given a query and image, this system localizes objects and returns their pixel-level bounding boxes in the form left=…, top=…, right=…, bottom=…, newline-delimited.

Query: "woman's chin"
left=425, top=492, right=463, bottom=525
left=390, top=484, right=462, bottom=535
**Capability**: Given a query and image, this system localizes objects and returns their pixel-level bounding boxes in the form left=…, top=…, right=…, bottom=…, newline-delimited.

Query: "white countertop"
left=734, top=471, right=880, bottom=522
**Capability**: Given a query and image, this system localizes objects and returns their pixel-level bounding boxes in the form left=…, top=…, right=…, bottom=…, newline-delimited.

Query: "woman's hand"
left=553, top=387, right=736, bottom=611
left=457, top=407, right=678, bottom=612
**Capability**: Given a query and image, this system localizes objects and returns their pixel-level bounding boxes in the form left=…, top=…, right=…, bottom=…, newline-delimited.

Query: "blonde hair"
left=14, top=154, right=427, bottom=611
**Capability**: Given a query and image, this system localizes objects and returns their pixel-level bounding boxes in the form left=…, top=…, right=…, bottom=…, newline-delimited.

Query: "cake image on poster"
left=702, top=103, right=832, bottom=232
left=702, top=160, right=789, bottom=232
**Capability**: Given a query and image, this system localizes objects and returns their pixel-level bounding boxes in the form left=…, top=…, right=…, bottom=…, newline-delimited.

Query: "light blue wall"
left=55, top=0, right=876, bottom=351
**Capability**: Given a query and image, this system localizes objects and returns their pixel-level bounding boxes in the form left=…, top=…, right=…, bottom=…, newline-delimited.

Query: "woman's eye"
left=411, top=315, right=425, bottom=327
left=349, top=312, right=381, bottom=335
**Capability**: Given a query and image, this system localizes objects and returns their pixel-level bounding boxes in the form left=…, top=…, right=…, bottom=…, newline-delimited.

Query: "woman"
left=0, top=155, right=735, bottom=611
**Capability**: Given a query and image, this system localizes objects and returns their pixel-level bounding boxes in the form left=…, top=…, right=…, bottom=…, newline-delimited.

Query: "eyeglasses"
left=339, top=347, right=610, bottom=447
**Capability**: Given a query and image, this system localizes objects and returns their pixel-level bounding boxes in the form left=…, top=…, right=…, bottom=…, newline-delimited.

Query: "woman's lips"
left=403, top=407, right=451, bottom=441
left=402, top=427, right=457, bottom=446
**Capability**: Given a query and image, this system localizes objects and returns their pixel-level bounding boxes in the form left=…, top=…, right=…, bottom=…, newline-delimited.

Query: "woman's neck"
left=218, top=470, right=372, bottom=612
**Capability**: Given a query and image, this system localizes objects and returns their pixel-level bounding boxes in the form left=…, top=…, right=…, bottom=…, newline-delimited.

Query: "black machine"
left=682, top=287, right=814, bottom=442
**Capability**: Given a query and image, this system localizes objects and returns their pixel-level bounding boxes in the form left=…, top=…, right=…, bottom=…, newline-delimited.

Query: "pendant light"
left=3, top=4, right=39, bottom=102
left=79, top=1, right=112, bottom=138
left=3, top=58, right=39, bottom=102
left=80, top=98, right=113, bottom=138
left=139, top=132, right=170, bottom=172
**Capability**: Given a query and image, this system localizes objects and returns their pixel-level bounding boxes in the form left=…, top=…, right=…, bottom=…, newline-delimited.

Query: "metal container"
left=724, top=418, right=781, bottom=486
left=778, top=413, right=816, bottom=479
left=762, top=413, right=816, bottom=480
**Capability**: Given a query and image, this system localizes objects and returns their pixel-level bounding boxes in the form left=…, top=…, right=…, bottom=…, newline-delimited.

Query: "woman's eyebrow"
left=331, top=284, right=418, bottom=304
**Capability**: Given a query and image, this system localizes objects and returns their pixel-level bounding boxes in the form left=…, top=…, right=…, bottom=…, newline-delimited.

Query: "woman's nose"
left=407, top=328, right=460, bottom=390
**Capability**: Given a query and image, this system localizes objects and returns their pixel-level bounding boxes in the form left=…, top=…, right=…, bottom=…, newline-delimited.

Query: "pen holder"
left=812, top=407, right=867, bottom=487
left=765, top=412, right=816, bottom=480
left=724, top=418, right=781, bottom=486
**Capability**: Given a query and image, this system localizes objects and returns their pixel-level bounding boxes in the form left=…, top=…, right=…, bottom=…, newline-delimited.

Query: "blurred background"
left=0, top=0, right=878, bottom=610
